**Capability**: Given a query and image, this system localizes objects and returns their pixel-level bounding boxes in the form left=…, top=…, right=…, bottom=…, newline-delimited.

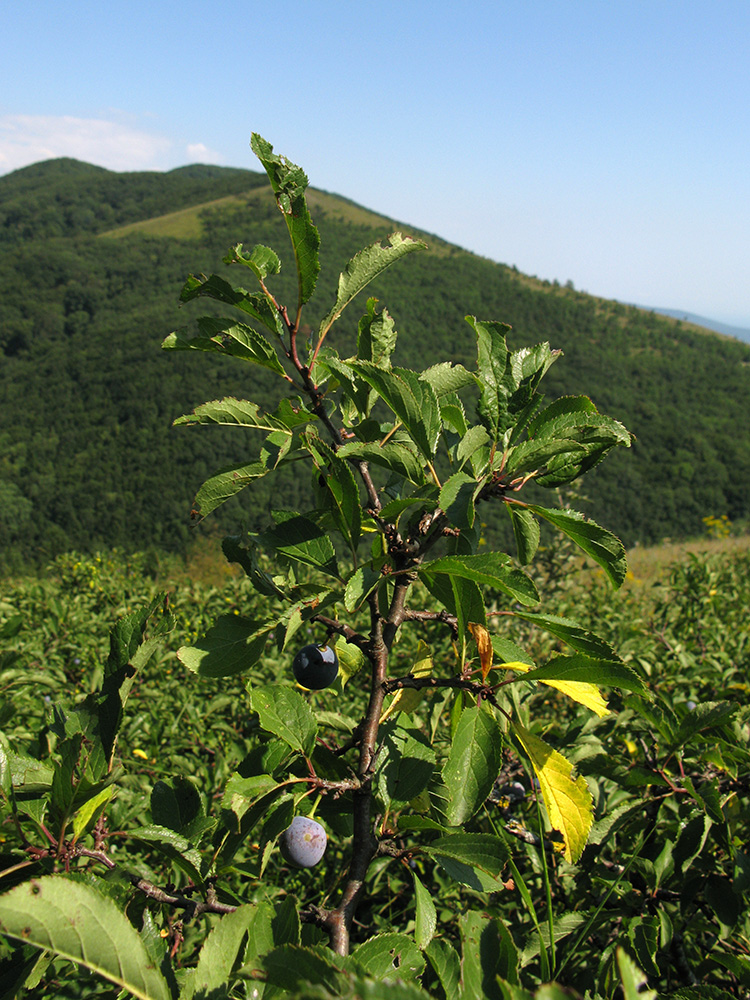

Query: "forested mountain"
left=2, top=157, right=749, bottom=568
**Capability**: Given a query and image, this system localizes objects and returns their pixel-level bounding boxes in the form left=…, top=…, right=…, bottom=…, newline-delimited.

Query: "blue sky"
left=2, top=1, right=749, bottom=327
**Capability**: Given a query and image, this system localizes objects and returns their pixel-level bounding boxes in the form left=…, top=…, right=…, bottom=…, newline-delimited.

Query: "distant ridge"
left=636, top=306, right=750, bottom=345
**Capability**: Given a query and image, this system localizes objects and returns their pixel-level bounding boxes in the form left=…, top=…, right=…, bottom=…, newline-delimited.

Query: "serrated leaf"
left=262, top=944, right=342, bottom=993
left=164, top=315, right=287, bottom=376
left=344, top=562, right=383, bottom=613
left=184, top=905, right=259, bottom=1000
left=456, top=424, right=491, bottom=475
left=171, top=271, right=283, bottom=336
left=616, top=947, right=657, bottom=1000
left=526, top=505, right=628, bottom=589
left=441, top=706, right=504, bottom=825
left=251, top=685, right=317, bottom=757
left=358, top=298, right=398, bottom=367
left=439, top=471, right=477, bottom=530
left=512, top=612, right=620, bottom=660
left=338, top=438, right=427, bottom=485
left=257, top=511, right=340, bottom=579
left=512, top=722, right=592, bottom=862
left=420, top=362, right=476, bottom=397
left=419, top=553, right=539, bottom=607
left=318, top=234, right=426, bottom=343
left=353, top=933, right=426, bottom=982
left=192, top=460, right=269, bottom=518
left=469, top=317, right=511, bottom=440
left=0, top=878, right=170, bottom=1000
left=304, top=433, right=362, bottom=552
left=424, top=939, right=460, bottom=998
left=348, top=362, right=441, bottom=462
left=173, top=396, right=298, bottom=432
left=223, top=242, right=281, bottom=279
left=423, top=833, right=509, bottom=892
left=507, top=505, right=541, bottom=564
left=178, top=614, right=274, bottom=677
left=376, top=724, right=436, bottom=809
left=412, top=873, right=437, bottom=949
left=251, top=133, right=320, bottom=306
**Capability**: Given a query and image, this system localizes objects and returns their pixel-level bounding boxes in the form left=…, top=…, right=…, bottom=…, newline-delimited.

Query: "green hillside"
left=1, top=158, right=749, bottom=568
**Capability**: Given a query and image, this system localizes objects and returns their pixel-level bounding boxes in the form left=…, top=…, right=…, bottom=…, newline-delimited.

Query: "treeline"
left=1, top=159, right=749, bottom=569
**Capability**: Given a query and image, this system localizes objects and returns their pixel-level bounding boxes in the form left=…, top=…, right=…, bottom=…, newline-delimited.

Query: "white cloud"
left=0, top=115, right=174, bottom=174
left=185, top=142, right=224, bottom=164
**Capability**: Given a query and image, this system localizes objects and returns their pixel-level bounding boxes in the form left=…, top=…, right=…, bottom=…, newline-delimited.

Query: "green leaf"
left=318, top=234, right=426, bottom=343
left=412, top=873, right=437, bottom=949
left=616, top=947, right=657, bottom=1000
left=72, top=785, right=114, bottom=841
left=526, top=505, right=627, bottom=589
left=456, top=424, right=491, bottom=475
left=178, top=614, right=274, bottom=677
left=338, top=438, right=426, bottom=485
left=419, top=553, right=539, bottom=607
left=344, top=563, right=384, bottom=613
left=257, top=511, right=340, bottom=579
left=251, top=133, right=320, bottom=307
left=150, top=777, right=203, bottom=833
left=469, top=317, right=511, bottom=441
left=262, top=944, right=342, bottom=994
left=163, top=315, right=287, bottom=376
left=507, top=505, right=540, bottom=564
left=358, top=298, right=398, bottom=367
left=673, top=700, right=737, bottom=748
left=353, top=933, right=426, bottom=982
left=420, top=362, right=476, bottom=397
left=0, top=877, right=171, bottom=1000
left=251, top=685, right=318, bottom=757
left=375, top=724, right=436, bottom=809
left=460, top=910, right=519, bottom=998
left=173, top=396, right=309, bottom=433
left=424, top=939, right=460, bottom=997
left=511, top=611, right=620, bottom=660
left=183, top=905, right=259, bottom=1000
left=440, top=471, right=478, bottom=530
left=222, top=535, right=286, bottom=598
left=423, top=833, right=509, bottom=892
left=172, top=271, right=283, bottom=337
left=347, top=362, right=441, bottom=461
left=304, top=432, right=362, bottom=552
left=192, top=460, right=269, bottom=518
left=441, top=706, right=504, bottom=825
left=522, top=654, right=647, bottom=695
left=223, top=241, right=281, bottom=280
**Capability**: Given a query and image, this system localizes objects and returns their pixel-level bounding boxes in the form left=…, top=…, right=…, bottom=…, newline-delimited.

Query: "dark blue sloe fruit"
left=292, top=644, right=339, bottom=690
left=280, top=815, right=327, bottom=868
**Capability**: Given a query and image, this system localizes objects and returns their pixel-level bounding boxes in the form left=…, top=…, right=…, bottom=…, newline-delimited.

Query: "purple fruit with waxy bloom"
left=280, top=815, right=327, bottom=868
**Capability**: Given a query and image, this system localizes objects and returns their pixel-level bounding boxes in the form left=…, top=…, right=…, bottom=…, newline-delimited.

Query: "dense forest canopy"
left=1, top=158, right=749, bottom=568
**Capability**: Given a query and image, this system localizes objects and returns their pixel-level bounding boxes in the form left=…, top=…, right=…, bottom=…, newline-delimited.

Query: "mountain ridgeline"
left=1, top=157, right=749, bottom=568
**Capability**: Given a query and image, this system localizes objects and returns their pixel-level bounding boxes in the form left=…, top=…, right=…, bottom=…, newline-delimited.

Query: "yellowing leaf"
left=468, top=622, right=493, bottom=680
left=499, top=661, right=609, bottom=717
left=541, top=680, right=609, bottom=717
left=381, top=641, right=433, bottom=721
left=493, top=661, right=534, bottom=673
left=513, top=721, right=592, bottom=863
